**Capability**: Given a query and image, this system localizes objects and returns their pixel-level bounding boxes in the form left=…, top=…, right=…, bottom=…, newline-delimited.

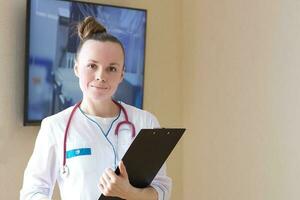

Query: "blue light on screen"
left=26, top=0, right=146, bottom=122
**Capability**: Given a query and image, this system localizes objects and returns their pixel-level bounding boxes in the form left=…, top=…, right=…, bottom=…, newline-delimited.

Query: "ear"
left=74, top=61, right=79, bottom=77
left=119, top=67, right=125, bottom=83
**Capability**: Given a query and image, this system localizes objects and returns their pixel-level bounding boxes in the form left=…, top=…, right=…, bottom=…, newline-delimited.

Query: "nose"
left=96, top=67, right=106, bottom=82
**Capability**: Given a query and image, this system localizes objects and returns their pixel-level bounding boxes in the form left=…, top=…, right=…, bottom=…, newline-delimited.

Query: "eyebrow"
left=87, top=60, right=121, bottom=66
left=88, top=59, right=99, bottom=63
left=109, top=62, right=120, bottom=66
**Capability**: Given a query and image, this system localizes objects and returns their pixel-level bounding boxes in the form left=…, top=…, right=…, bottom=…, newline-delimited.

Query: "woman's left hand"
left=99, top=161, right=132, bottom=199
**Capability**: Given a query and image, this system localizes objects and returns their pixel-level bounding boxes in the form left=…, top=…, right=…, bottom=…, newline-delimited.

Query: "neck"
left=80, top=98, right=119, bottom=118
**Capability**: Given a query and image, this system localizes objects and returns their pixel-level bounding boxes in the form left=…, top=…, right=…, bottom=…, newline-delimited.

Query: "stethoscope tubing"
left=63, top=102, right=81, bottom=167
left=62, top=100, right=136, bottom=176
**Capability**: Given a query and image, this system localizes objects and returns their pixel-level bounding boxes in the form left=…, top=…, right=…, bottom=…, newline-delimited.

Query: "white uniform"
left=20, top=102, right=172, bottom=200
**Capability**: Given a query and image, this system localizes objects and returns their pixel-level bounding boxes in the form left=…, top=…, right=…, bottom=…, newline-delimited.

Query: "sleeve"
left=20, top=118, right=59, bottom=200
left=148, top=112, right=173, bottom=200
left=151, top=164, right=172, bottom=200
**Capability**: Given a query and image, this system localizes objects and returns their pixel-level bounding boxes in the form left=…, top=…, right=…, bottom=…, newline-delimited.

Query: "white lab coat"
left=20, top=102, right=172, bottom=200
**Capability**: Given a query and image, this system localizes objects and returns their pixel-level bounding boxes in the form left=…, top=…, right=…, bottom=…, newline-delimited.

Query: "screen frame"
left=23, top=0, right=148, bottom=126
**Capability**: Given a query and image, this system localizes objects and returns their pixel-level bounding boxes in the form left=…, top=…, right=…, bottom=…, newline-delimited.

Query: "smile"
left=91, top=85, right=108, bottom=90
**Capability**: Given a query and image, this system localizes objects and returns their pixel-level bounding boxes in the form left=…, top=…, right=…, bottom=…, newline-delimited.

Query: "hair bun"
left=77, top=16, right=106, bottom=41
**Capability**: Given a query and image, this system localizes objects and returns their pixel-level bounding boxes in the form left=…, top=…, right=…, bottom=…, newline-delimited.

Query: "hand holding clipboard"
left=98, top=128, right=185, bottom=200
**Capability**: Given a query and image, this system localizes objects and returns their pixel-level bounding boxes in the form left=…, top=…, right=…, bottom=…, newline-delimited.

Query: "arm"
left=99, top=161, right=172, bottom=200
left=99, top=110, right=172, bottom=199
left=126, top=185, right=158, bottom=200
left=20, top=119, right=58, bottom=200
left=150, top=163, right=172, bottom=200
left=99, top=161, right=158, bottom=200
left=148, top=113, right=172, bottom=200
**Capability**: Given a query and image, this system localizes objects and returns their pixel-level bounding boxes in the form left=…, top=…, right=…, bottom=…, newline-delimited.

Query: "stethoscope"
left=60, top=100, right=136, bottom=178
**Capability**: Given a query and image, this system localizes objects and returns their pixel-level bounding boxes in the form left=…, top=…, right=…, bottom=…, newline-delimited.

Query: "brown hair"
left=76, top=16, right=125, bottom=62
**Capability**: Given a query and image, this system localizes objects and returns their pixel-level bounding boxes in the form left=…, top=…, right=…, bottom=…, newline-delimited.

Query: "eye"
left=108, top=66, right=117, bottom=72
left=87, top=63, right=97, bottom=69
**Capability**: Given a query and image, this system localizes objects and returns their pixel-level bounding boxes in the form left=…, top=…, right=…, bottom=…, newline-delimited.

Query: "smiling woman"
left=74, top=40, right=124, bottom=109
left=74, top=17, right=126, bottom=116
left=20, top=16, right=172, bottom=200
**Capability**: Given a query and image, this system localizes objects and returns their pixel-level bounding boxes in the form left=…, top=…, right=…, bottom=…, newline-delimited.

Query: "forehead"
left=77, top=40, right=124, bottom=64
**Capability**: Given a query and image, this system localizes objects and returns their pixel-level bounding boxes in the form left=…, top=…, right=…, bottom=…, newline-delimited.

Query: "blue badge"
left=66, top=148, right=91, bottom=159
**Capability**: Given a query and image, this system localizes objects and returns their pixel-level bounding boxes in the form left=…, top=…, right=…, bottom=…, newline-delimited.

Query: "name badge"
left=66, top=148, right=91, bottom=159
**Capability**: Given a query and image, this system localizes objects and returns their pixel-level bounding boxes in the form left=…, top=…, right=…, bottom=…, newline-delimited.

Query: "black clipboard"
left=98, top=128, right=185, bottom=200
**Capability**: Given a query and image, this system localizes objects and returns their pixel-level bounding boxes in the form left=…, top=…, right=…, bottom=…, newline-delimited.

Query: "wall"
left=4, top=0, right=300, bottom=200
left=0, top=0, right=182, bottom=199
left=182, top=0, right=300, bottom=199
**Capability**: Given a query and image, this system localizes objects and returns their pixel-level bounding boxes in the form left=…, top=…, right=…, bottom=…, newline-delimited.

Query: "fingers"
left=99, top=168, right=118, bottom=196
left=99, top=174, right=108, bottom=193
left=106, top=168, right=117, bottom=181
left=119, top=161, right=128, bottom=179
left=99, top=166, right=130, bottom=197
left=100, top=171, right=110, bottom=186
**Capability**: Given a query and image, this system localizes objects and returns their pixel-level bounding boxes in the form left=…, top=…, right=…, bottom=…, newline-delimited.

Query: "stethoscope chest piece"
left=60, top=165, right=69, bottom=178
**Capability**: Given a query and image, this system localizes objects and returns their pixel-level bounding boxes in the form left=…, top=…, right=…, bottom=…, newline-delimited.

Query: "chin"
left=89, top=93, right=113, bottom=102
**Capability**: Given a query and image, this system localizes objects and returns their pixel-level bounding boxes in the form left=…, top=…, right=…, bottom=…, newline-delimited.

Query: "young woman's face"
left=74, top=40, right=124, bottom=102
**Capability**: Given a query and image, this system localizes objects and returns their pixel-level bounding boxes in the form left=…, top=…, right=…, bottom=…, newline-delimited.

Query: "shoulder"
left=120, top=102, right=160, bottom=128
left=41, top=106, right=75, bottom=129
left=37, top=106, right=76, bottom=144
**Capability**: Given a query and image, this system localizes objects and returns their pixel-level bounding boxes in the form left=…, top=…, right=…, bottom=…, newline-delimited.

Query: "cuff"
left=29, top=192, right=50, bottom=200
left=151, top=184, right=166, bottom=200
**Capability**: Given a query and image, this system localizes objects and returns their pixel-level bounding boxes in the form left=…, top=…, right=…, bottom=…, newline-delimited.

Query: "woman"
left=20, top=16, right=171, bottom=200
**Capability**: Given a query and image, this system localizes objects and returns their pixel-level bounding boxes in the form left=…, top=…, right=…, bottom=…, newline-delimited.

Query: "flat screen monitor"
left=24, top=0, right=147, bottom=125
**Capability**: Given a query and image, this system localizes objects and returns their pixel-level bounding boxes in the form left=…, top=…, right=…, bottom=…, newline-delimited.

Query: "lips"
left=91, top=85, right=108, bottom=89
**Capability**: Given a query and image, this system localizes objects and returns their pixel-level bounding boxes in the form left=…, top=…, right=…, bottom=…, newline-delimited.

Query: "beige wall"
left=182, top=0, right=300, bottom=200
left=2, top=0, right=300, bottom=200
left=0, top=0, right=182, bottom=199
